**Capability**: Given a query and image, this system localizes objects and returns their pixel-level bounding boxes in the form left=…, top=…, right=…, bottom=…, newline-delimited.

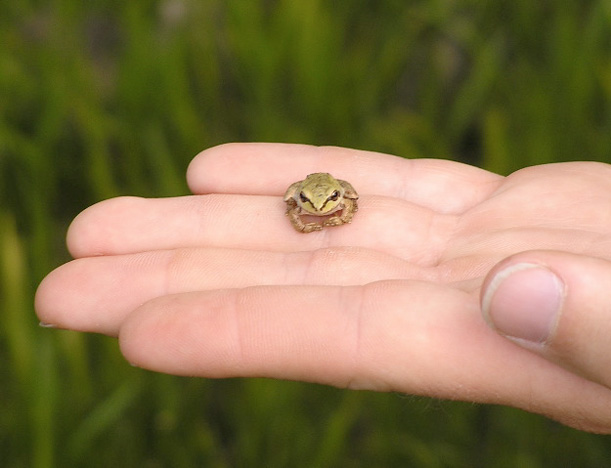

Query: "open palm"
left=36, top=143, right=611, bottom=432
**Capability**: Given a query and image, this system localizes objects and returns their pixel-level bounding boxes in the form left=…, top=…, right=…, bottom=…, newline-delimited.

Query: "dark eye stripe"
left=321, top=191, right=341, bottom=210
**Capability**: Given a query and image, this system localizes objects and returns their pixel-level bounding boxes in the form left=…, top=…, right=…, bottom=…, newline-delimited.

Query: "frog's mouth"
left=301, top=200, right=342, bottom=216
left=300, top=206, right=343, bottom=220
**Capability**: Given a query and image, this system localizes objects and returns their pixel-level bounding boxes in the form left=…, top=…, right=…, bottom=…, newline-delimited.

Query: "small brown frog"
left=284, top=173, right=359, bottom=233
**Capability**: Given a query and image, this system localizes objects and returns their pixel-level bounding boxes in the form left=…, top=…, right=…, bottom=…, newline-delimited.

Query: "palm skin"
left=36, top=143, right=611, bottom=432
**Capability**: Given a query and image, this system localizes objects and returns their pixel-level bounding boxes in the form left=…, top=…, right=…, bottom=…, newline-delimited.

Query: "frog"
left=283, top=173, right=359, bottom=233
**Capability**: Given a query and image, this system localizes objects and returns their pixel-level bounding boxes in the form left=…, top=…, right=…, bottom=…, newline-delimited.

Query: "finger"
left=463, top=161, right=611, bottom=233
left=186, top=143, right=502, bottom=214
left=482, top=251, right=611, bottom=390
left=66, top=194, right=453, bottom=260
left=442, top=227, right=611, bottom=282
left=35, top=246, right=429, bottom=335
left=119, top=281, right=611, bottom=433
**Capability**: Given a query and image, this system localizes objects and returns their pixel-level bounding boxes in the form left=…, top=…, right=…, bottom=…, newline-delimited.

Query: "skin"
left=35, top=143, right=611, bottom=433
left=284, top=173, right=359, bottom=233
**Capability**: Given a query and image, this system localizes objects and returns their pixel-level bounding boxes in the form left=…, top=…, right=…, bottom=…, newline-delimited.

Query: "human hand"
left=35, top=143, right=611, bottom=432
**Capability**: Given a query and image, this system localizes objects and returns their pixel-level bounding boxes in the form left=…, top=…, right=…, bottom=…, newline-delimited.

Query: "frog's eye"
left=299, top=192, right=309, bottom=203
left=328, top=190, right=340, bottom=201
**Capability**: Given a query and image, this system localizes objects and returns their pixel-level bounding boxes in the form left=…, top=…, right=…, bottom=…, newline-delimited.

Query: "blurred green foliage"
left=1, top=0, right=611, bottom=466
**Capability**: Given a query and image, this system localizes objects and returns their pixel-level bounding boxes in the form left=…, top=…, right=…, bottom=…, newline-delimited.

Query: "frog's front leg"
left=285, top=203, right=323, bottom=233
left=323, top=199, right=358, bottom=227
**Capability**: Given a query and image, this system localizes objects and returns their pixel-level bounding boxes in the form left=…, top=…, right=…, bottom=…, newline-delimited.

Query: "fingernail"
left=482, top=263, right=565, bottom=345
left=39, top=322, right=56, bottom=328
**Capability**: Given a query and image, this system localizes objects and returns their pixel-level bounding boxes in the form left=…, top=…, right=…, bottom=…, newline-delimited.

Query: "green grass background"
left=2, top=1, right=611, bottom=466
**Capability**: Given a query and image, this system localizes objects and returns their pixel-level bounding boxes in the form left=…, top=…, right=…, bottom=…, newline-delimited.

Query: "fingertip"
left=118, top=292, right=244, bottom=377
left=117, top=304, right=150, bottom=370
left=34, top=271, right=60, bottom=328
left=35, top=261, right=101, bottom=333
left=66, top=206, right=96, bottom=258
left=481, top=262, right=564, bottom=346
left=66, top=196, right=147, bottom=258
left=482, top=251, right=611, bottom=389
left=187, top=143, right=274, bottom=194
left=118, top=298, right=173, bottom=372
left=185, top=143, right=233, bottom=192
left=186, top=142, right=326, bottom=195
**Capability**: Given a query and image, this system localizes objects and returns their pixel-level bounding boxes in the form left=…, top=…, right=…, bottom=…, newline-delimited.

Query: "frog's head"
left=297, top=173, right=344, bottom=215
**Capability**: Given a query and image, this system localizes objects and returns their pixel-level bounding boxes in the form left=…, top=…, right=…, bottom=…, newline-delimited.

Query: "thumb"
left=481, top=251, right=611, bottom=389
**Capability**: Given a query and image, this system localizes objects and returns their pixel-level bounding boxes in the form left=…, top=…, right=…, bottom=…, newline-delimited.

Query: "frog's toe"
left=323, top=216, right=343, bottom=227
left=302, top=222, right=323, bottom=233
